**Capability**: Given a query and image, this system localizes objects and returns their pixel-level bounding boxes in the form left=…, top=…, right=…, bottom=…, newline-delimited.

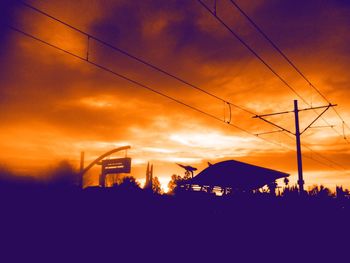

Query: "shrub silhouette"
left=116, top=176, right=141, bottom=192
left=44, top=160, right=79, bottom=189
left=167, top=174, right=183, bottom=195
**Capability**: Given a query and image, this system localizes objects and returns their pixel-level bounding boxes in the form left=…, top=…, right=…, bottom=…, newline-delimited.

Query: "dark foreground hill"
left=0, top=185, right=349, bottom=262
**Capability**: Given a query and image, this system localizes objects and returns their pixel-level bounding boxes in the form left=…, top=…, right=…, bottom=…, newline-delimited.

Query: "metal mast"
left=254, top=100, right=336, bottom=193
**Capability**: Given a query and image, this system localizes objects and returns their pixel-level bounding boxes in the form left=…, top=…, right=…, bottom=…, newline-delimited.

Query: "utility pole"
left=294, top=100, right=304, bottom=192
left=253, top=100, right=336, bottom=194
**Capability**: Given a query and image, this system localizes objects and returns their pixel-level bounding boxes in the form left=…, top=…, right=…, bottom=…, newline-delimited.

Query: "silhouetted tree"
left=0, top=165, right=14, bottom=183
left=283, top=177, right=289, bottom=187
left=308, top=185, right=332, bottom=197
left=152, top=176, right=163, bottom=195
left=117, top=176, right=141, bottom=191
left=45, top=160, right=79, bottom=189
left=0, top=165, right=40, bottom=190
left=308, top=185, right=333, bottom=198
left=336, top=186, right=349, bottom=199
left=267, top=181, right=277, bottom=196
left=167, top=174, right=183, bottom=194
left=281, top=184, right=299, bottom=198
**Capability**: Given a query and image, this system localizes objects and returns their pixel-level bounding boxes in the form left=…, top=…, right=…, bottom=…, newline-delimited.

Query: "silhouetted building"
left=183, top=160, right=289, bottom=194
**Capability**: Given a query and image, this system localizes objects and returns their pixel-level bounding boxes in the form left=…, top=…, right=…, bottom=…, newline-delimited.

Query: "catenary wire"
left=19, top=0, right=256, bottom=116
left=227, top=0, right=350, bottom=141
left=8, top=3, right=348, bottom=172
left=197, top=0, right=349, bottom=143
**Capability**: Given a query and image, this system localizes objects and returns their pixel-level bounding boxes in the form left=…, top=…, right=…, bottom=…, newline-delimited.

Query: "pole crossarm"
left=253, top=116, right=295, bottom=135
left=255, top=129, right=284, bottom=136
left=308, top=125, right=335, bottom=129
left=298, top=104, right=337, bottom=113
left=253, top=103, right=336, bottom=136
left=253, top=110, right=294, bottom=118
left=300, top=104, right=336, bottom=135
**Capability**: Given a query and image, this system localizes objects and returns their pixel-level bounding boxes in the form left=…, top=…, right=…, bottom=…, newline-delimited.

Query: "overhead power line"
left=270, top=129, right=347, bottom=171
left=205, top=1, right=348, bottom=172
left=8, top=24, right=344, bottom=172
left=302, top=143, right=347, bottom=171
left=8, top=24, right=307, bottom=160
left=19, top=0, right=255, bottom=117
left=228, top=0, right=328, bottom=101
left=8, top=2, right=346, bottom=172
left=198, top=0, right=349, bottom=143
left=279, top=130, right=347, bottom=171
left=20, top=1, right=347, bottom=147
left=13, top=2, right=295, bottom=149
left=197, top=0, right=308, bottom=106
left=227, top=0, right=350, bottom=142
left=8, top=26, right=225, bottom=124
left=9, top=26, right=276, bottom=141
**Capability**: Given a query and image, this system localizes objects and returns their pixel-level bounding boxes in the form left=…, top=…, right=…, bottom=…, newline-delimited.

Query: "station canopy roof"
left=187, top=160, right=289, bottom=190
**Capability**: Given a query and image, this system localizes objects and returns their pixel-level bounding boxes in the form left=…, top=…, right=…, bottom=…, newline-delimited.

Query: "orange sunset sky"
left=0, top=0, right=349, bottom=190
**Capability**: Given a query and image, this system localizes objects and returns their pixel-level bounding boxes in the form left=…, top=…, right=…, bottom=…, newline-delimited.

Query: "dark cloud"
left=89, top=0, right=251, bottom=74
left=0, top=1, right=22, bottom=56
left=249, top=0, right=350, bottom=55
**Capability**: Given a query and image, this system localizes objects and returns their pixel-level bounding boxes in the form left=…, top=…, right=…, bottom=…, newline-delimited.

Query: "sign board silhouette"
left=101, top=157, right=131, bottom=175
